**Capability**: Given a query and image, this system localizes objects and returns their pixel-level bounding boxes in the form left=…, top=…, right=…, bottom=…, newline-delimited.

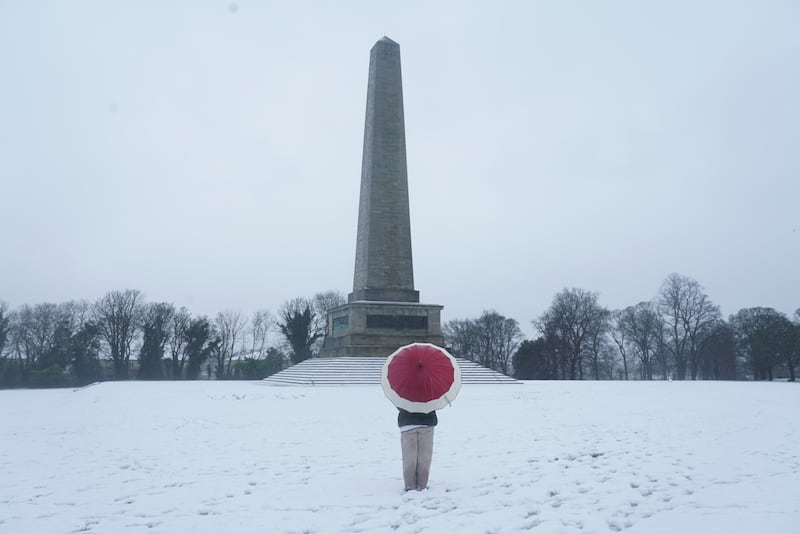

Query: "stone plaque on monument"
left=320, top=37, right=444, bottom=358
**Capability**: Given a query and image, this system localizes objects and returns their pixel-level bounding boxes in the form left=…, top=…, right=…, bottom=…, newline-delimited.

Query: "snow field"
left=1, top=380, right=798, bottom=533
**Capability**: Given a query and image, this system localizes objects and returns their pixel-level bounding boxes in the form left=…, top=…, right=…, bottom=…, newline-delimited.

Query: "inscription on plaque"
left=366, top=314, right=427, bottom=330
left=332, top=316, right=349, bottom=333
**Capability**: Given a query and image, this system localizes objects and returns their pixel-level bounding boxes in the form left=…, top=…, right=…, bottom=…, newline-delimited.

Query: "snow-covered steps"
left=262, top=357, right=520, bottom=386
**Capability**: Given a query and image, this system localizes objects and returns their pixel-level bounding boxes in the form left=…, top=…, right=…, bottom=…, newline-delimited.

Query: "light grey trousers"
left=401, top=426, right=434, bottom=490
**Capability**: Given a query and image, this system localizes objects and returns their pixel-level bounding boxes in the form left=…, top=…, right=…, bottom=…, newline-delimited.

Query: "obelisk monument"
left=351, top=36, right=417, bottom=304
left=321, top=37, right=444, bottom=357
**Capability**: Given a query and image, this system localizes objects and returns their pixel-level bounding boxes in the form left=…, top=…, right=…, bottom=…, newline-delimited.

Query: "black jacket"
left=397, top=408, right=437, bottom=428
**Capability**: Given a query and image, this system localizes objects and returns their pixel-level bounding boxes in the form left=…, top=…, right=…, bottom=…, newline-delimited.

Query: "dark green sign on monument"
left=320, top=37, right=444, bottom=358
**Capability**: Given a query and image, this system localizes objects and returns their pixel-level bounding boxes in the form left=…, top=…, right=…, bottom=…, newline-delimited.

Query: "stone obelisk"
left=321, top=37, right=443, bottom=357
left=351, top=36, right=418, bottom=304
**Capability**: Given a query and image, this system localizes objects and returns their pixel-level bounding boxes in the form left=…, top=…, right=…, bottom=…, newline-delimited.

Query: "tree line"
left=444, top=273, right=800, bottom=382
left=2, top=272, right=798, bottom=387
left=0, top=290, right=344, bottom=388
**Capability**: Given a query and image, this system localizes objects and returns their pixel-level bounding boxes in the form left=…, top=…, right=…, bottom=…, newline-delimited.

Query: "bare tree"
left=622, top=302, right=663, bottom=380
left=653, top=325, right=670, bottom=380
left=657, top=274, right=721, bottom=380
left=9, top=304, right=51, bottom=369
left=772, top=313, right=799, bottom=381
left=609, top=310, right=631, bottom=380
left=790, top=309, right=800, bottom=381
left=167, top=307, right=191, bottom=378
left=214, top=310, right=247, bottom=378
left=8, top=302, right=77, bottom=370
left=473, top=311, right=500, bottom=370
left=475, top=311, right=523, bottom=375
left=443, top=312, right=522, bottom=375
left=536, top=288, right=607, bottom=380
left=586, top=308, right=611, bottom=380
left=0, top=302, right=10, bottom=359
left=442, top=319, right=480, bottom=362
left=313, top=290, right=346, bottom=343
left=3, top=301, right=98, bottom=385
left=496, top=315, right=524, bottom=376
left=94, top=289, right=143, bottom=379
left=249, top=309, right=274, bottom=359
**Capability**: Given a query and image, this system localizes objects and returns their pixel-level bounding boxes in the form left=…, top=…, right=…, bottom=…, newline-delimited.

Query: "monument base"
left=319, top=300, right=444, bottom=358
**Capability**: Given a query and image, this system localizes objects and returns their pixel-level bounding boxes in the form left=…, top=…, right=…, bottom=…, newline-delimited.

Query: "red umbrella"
left=381, top=343, right=461, bottom=412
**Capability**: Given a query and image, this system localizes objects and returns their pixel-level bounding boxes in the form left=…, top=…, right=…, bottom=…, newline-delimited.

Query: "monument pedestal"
left=320, top=301, right=443, bottom=358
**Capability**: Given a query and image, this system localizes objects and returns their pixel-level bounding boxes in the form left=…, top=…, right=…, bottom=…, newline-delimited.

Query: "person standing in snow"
left=398, top=408, right=437, bottom=491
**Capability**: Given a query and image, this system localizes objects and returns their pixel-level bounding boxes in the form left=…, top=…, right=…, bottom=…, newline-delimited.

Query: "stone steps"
left=262, top=357, right=520, bottom=386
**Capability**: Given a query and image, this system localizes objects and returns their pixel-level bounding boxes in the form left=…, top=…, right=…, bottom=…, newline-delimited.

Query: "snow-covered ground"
left=2, top=380, right=798, bottom=534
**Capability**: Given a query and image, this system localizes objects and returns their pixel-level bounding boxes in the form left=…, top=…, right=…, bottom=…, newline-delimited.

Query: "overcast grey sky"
left=2, top=1, right=798, bottom=336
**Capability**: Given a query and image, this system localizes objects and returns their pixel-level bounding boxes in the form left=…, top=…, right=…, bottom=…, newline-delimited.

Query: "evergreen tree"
left=278, top=299, right=321, bottom=364
left=513, top=338, right=557, bottom=380
left=730, top=307, right=788, bottom=380
left=184, top=317, right=215, bottom=379
left=137, top=303, right=174, bottom=380
left=70, top=321, right=102, bottom=385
